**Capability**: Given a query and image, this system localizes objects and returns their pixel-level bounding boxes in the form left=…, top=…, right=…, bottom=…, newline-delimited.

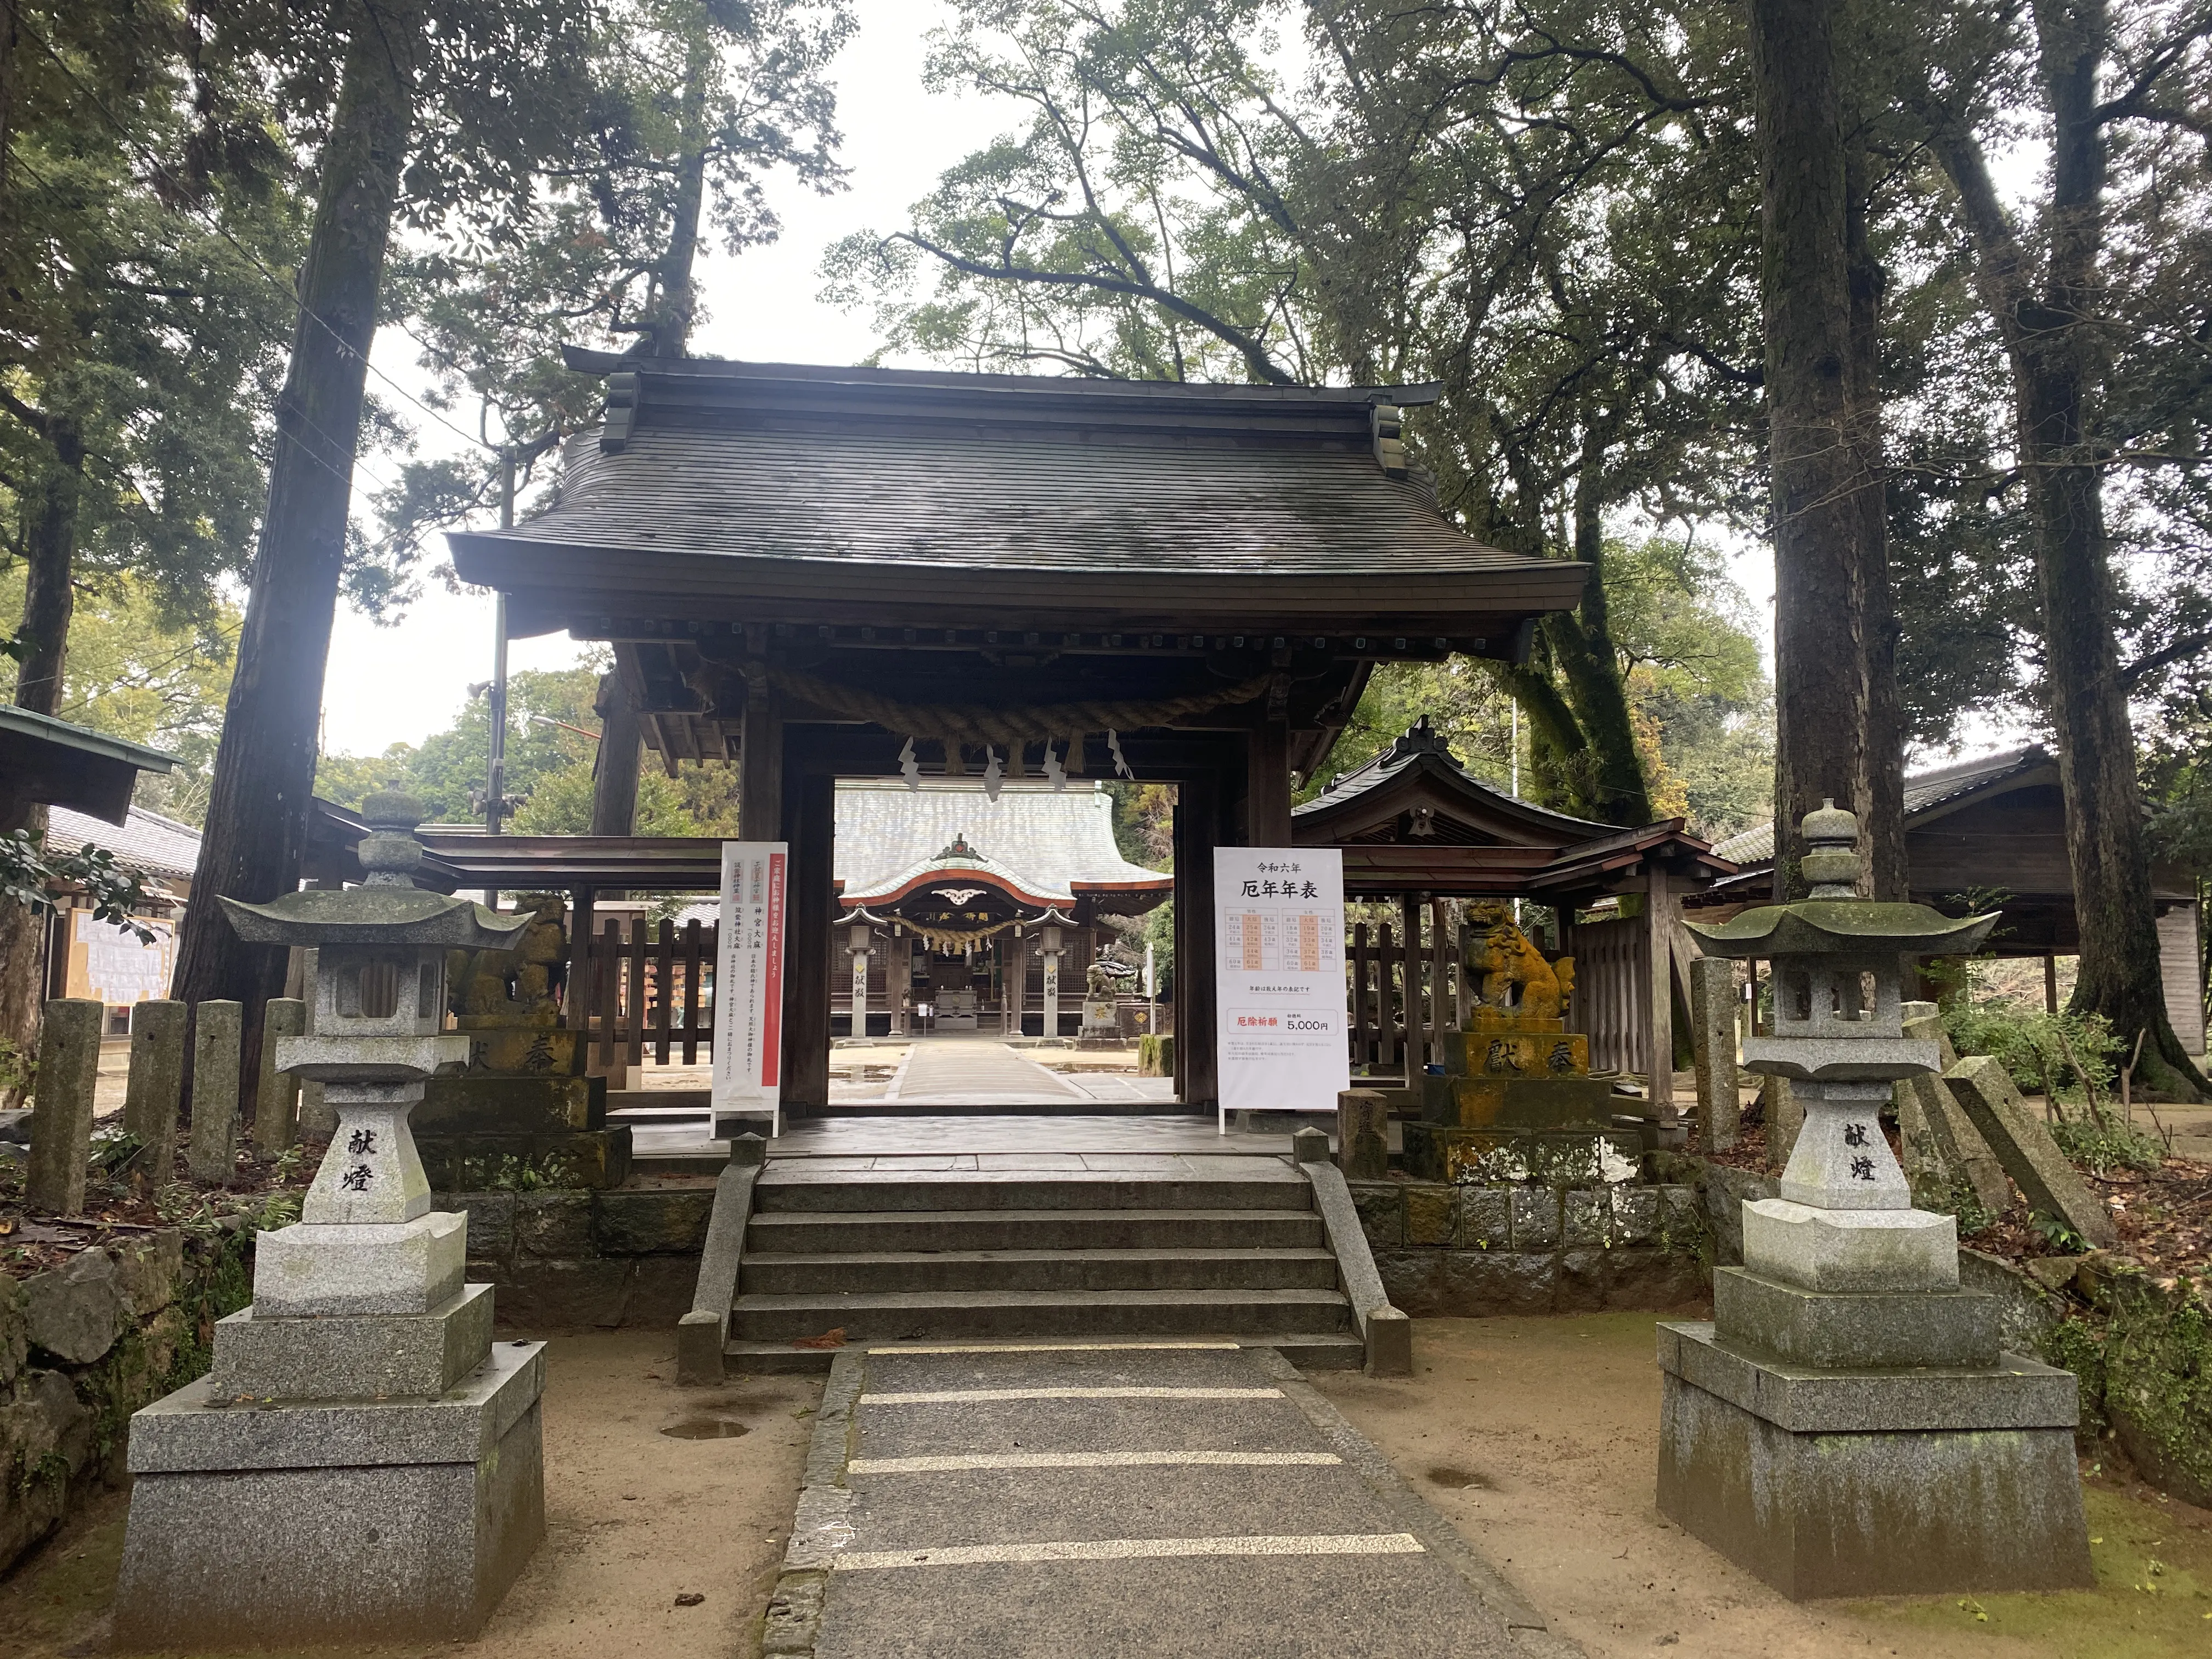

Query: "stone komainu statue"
left=1085, top=959, right=1120, bottom=998
left=1462, top=901, right=1575, bottom=1024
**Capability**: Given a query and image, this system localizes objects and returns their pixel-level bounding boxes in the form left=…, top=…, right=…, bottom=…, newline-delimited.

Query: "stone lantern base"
left=115, top=1341, right=544, bottom=1645
left=115, top=1210, right=545, bottom=1647
left=1656, top=1322, right=2090, bottom=1598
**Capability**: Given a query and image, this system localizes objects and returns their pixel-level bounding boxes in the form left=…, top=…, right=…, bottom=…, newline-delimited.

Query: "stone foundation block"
left=1457, top=1187, right=1511, bottom=1250
left=253, top=1213, right=466, bottom=1317
left=1657, top=1322, right=2090, bottom=1598
left=1742, top=1198, right=1957, bottom=1293
left=116, top=1342, right=545, bottom=1646
left=1712, top=1268, right=2000, bottom=1369
left=210, top=1283, right=494, bottom=1401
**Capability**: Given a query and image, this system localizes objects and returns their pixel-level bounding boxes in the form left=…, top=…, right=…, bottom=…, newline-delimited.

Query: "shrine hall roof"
left=448, top=355, right=1587, bottom=633
left=834, top=779, right=1169, bottom=909
left=1708, top=746, right=2057, bottom=867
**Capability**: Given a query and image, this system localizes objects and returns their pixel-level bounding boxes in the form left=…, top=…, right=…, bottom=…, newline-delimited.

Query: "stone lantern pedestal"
left=1656, top=804, right=2092, bottom=1599
left=114, top=794, right=547, bottom=1647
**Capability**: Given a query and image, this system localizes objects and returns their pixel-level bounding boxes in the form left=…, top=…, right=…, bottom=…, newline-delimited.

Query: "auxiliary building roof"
left=834, top=778, right=1169, bottom=909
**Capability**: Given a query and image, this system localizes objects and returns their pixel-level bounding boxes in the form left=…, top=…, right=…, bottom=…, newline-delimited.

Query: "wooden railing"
left=570, top=916, right=716, bottom=1071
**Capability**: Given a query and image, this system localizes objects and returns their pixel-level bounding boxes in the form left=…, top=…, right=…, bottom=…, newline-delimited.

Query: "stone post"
left=26, top=998, right=103, bottom=1215
left=121, top=999, right=187, bottom=1166
left=185, top=1000, right=243, bottom=1186
left=1688, top=955, right=1740, bottom=1150
left=1763, top=1076, right=1801, bottom=1172
left=1041, top=926, right=1063, bottom=1040
left=252, top=998, right=307, bottom=1158
left=1337, top=1088, right=1389, bottom=1181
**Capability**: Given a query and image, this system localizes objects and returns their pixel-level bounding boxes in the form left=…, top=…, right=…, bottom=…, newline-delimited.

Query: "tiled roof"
left=44, top=803, right=201, bottom=882
left=834, top=780, right=1167, bottom=904
left=1709, top=745, right=2053, bottom=869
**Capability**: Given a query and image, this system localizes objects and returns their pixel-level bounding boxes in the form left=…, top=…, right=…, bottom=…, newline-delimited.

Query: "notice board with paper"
left=1212, top=847, right=1348, bottom=1129
left=712, top=842, right=788, bottom=1137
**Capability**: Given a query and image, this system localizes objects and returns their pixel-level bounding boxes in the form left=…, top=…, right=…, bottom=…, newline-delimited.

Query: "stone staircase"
left=718, top=1161, right=1364, bottom=1371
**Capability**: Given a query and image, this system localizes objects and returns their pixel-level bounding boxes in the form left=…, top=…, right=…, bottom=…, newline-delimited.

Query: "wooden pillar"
left=1646, top=864, right=1676, bottom=1115
left=2044, top=951, right=2058, bottom=1014
left=1246, top=715, right=1293, bottom=846
left=738, top=671, right=783, bottom=844
left=1173, top=771, right=1221, bottom=1109
left=590, top=672, right=644, bottom=836
left=780, top=769, right=833, bottom=1115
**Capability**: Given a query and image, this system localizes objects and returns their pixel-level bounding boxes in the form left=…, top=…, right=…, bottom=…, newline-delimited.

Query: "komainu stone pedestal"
left=115, top=1341, right=545, bottom=1645
left=1656, top=1322, right=2089, bottom=1598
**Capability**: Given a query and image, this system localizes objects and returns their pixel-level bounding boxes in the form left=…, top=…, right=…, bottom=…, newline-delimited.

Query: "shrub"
left=1944, top=1000, right=2120, bottom=1102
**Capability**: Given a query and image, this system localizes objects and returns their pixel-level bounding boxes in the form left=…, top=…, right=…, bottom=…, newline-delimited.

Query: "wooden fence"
left=562, top=904, right=1669, bottom=1086
left=569, top=916, right=716, bottom=1073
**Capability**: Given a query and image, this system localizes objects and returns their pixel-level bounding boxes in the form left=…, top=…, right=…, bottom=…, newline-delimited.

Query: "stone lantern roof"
left=221, top=790, right=531, bottom=951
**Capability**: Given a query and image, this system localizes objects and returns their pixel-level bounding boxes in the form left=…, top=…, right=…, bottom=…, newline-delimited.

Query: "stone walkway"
left=777, top=1342, right=1562, bottom=1658
left=886, top=1039, right=1086, bottom=1104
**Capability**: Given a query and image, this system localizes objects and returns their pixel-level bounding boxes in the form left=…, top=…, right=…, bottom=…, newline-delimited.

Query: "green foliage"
left=0, top=830, right=157, bottom=942
left=363, top=0, right=857, bottom=594
left=1944, top=1000, right=2121, bottom=1101
left=315, top=657, right=742, bottom=836
left=1316, top=534, right=1773, bottom=840
left=2049, top=1116, right=2168, bottom=1177
left=0, top=568, right=239, bottom=825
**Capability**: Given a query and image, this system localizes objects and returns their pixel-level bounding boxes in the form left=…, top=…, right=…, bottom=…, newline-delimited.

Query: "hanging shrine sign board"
left=713, top=842, right=788, bottom=1138
left=1212, top=847, right=1349, bottom=1131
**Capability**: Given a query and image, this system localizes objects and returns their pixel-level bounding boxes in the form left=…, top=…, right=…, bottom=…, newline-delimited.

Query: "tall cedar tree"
left=173, top=0, right=594, bottom=1049
left=1917, top=0, right=2211, bottom=1097
left=1747, top=0, right=1900, bottom=895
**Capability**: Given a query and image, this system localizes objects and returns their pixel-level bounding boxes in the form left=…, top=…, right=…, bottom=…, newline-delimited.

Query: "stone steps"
left=723, top=1159, right=1356, bottom=1366
left=741, top=1246, right=1340, bottom=1296
left=753, top=1167, right=1310, bottom=1213
left=729, top=1286, right=1353, bottom=1343
left=745, top=1206, right=1325, bottom=1254
left=721, top=1330, right=1367, bottom=1374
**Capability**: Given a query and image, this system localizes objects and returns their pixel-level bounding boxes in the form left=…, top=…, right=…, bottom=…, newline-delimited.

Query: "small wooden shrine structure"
left=1293, top=719, right=1736, bottom=1099
left=1697, top=744, right=2207, bottom=1050
left=441, top=354, right=1589, bottom=1114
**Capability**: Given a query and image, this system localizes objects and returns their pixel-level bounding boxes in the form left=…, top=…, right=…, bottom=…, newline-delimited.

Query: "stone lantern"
left=1653, top=802, right=2092, bottom=1598
left=114, top=792, right=548, bottom=1646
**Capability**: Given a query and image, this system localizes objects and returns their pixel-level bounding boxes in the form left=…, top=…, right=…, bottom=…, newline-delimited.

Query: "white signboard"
left=71, top=911, right=176, bottom=1005
left=1212, top=847, right=1349, bottom=1130
left=712, top=843, right=788, bottom=1138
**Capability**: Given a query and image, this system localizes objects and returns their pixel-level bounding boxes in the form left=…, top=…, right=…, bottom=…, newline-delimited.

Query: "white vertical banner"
left=713, top=843, right=788, bottom=1138
left=1213, top=847, right=1348, bottom=1130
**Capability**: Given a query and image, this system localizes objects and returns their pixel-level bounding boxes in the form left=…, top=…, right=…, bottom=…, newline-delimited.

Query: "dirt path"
left=1312, top=1312, right=2212, bottom=1659
left=0, top=1329, right=822, bottom=1659
left=7, top=1316, right=2208, bottom=1657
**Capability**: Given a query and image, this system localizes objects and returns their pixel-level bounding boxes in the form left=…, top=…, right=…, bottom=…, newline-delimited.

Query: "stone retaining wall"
left=1348, top=1181, right=1710, bottom=1316
left=1, top=1231, right=252, bottom=1575
left=438, top=1183, right=717, bottom=1330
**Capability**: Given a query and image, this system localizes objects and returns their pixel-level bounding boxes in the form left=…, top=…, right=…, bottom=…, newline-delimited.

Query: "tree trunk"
left=1922, top=1, right=2203, bottom=1097
left=172, top=0, right=425, bottom=1047
left=590, top=672, right=644, bottom=836
left=1844, top=126, right=1908, bottom=902
left=1546, top=414, right=1654, bottom=826
left=11, top=416, right=84, bottom=718
left=1, top=419, right=83, bottom=1066
left=1748, top=0, right=1871, bottom=899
